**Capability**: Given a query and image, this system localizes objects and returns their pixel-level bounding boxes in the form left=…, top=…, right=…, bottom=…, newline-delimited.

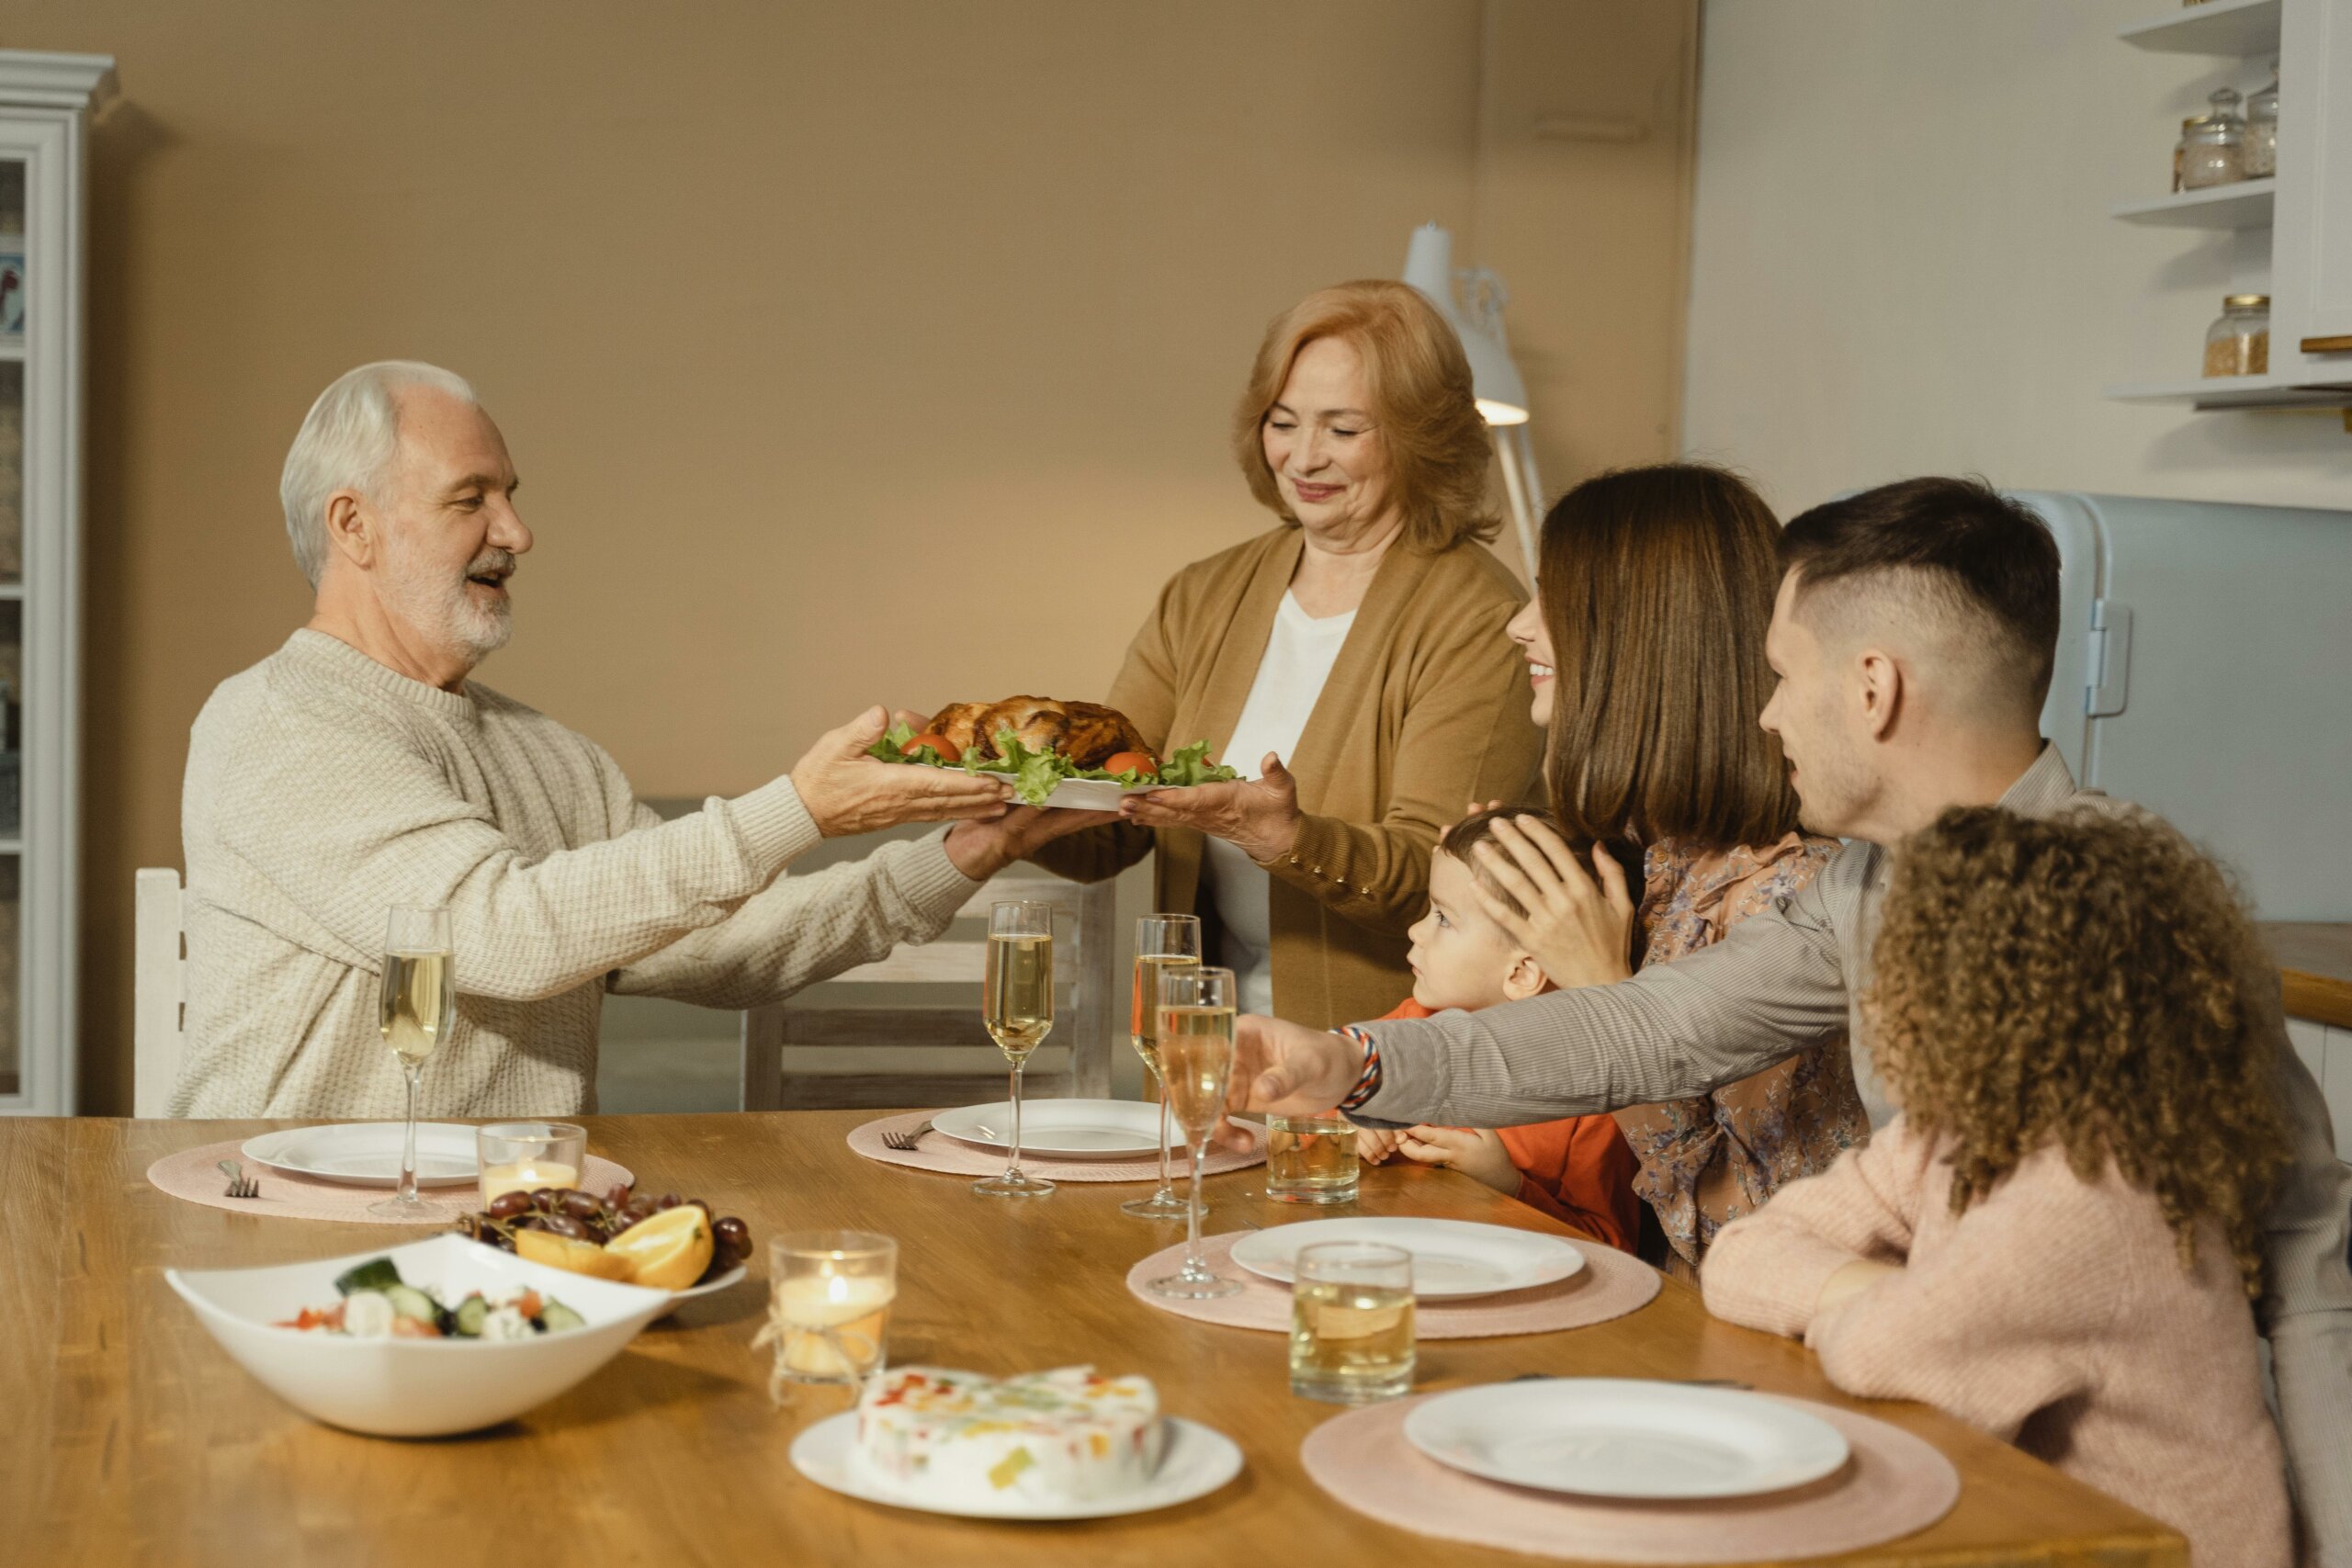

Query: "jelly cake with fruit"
left=848, top=1366, right=1164, bottom=1506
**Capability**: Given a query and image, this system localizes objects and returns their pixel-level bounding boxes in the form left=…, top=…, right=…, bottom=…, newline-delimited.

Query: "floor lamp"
left=1402, top=223, right=1543, bottom=579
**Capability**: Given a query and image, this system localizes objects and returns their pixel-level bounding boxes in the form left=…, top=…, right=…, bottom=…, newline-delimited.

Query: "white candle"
left=775, top=1271, right=895, bottom=1376
left=479, top=1159, right=581, bottom=1205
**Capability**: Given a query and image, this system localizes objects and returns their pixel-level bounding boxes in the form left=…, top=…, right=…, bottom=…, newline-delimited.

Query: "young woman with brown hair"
left=1381, top=463, right=1866, bottom=1275
left=1702, top=807, right=2292, bottom=1567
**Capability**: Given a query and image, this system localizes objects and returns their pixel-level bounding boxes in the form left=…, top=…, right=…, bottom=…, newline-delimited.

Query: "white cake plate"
left=789, top=1413, right=1243, bottom=1519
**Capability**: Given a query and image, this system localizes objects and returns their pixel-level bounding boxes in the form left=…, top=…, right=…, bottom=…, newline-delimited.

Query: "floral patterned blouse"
left=1615, top=833, right=1867, bottom=1277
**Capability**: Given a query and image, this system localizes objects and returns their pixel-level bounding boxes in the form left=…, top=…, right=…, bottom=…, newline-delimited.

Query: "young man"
left=1230, top=478, right=2352, bottom=1561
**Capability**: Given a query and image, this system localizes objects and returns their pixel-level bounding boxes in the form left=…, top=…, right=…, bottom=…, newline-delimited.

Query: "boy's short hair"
left=1779, top=477, right=2063, bottom=724
left=1440, top=807, right=1645, bottom=929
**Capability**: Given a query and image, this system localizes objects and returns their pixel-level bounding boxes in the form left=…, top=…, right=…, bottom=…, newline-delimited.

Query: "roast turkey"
left=925, top=695, right=1151, bottom=769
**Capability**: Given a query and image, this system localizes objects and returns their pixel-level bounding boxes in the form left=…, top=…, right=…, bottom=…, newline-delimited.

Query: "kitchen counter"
left=2262, top=922, right=2352, bottom=1030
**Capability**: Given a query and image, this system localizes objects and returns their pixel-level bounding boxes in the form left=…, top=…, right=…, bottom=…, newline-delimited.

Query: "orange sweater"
left=1377, top=998, right=1641, bottom=1254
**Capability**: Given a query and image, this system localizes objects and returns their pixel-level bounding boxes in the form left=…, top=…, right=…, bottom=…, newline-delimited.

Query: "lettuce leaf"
left=1158, top=739, right=1238, bottom=787
left=867, top=720, right=918, bottom=763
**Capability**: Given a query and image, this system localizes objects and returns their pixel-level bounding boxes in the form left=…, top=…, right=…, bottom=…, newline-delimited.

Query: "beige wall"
left=12, top=1, right=1695, bottom=1112
left=1685, top=0, right=2352, bottom=517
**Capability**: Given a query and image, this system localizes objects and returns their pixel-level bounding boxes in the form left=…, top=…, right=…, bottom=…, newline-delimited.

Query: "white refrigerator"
left=2018, top=491, right=2352, bottom=923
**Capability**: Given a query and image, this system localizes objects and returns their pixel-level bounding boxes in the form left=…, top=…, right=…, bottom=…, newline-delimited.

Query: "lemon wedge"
left=606, top=1204, right=715, bottom=1291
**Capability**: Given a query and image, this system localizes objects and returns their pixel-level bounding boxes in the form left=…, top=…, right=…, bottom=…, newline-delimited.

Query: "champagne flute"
left=1146, top=964, right=1242, bottom=1299
left=1120, top=914, right=1201, bottom=1222
left=974, top=899, right=1056, bottom=1199
left=368, top=905, right=454, bottom=1220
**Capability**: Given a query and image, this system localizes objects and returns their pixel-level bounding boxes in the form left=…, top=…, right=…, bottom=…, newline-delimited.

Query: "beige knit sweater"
left=171, top=629, right=978, bottom=1118
left=1702, top=1116, right=2290, bottom=1568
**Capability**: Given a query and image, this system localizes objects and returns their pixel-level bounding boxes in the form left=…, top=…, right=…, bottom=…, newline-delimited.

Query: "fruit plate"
left=1403, top=1379, right=1852, bottom=1500
left=933, top=1099, right=1177, bottom=1157
left=670, top=1264, right=749, bottom=1301
left=790, top=1412, right=1244, bottom=1519
left=1227, top=1216, right=1586, bottom=1299
left=242, top=1122, right=482, bottom=1188
left=165, top=1233, right=672, bottom=1437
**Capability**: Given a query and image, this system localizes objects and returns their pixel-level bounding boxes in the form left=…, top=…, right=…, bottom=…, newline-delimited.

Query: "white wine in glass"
left=974, top=900, right=1056, bottom=1199
left=369, top=905, right=454, bottom=1220
left=1146, top=964, right=1241, bottom=1299
left=1120, top=914, right=1200, bottom=1223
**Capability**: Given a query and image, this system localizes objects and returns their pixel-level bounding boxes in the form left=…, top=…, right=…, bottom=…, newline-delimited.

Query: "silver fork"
left=217, top=1159, right=259, bottom=1199
left=880, top=1119, right=934, bottom=1152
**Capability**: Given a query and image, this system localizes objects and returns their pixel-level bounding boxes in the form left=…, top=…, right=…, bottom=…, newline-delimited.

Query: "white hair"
left=279, top=360, right=478, bottom=587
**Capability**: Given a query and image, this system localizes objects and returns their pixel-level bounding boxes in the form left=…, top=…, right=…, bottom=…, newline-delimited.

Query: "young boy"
left=1356, top=807, right=1643, bottom=1253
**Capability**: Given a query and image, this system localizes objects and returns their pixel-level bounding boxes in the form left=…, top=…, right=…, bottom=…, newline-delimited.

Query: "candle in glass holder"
left=758, top=1231, right=898, bottom=1391
left=475, top=1122, right=587, bottom=1208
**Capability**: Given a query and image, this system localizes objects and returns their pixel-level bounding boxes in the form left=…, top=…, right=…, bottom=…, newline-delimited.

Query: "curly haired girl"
left=1702, top=807, right=2292, bottom=1568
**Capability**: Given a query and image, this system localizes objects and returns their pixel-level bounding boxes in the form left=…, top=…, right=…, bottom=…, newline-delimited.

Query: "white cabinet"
left=2106, top=0, right=2352, bottom=407
left=0, top=53, right=111, bottom=1115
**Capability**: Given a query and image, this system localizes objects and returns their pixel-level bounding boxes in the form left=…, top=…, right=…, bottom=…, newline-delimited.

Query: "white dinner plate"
left=1019, top=777, right=1167, bottom=811
left=790, top=1412, right=1243, bottom=1519
left=1228, top=1216, right=1585, bottom=1299
left=1407, top=1379, right=1851, bottom=1500
left=241, top=1122, right=483, bottom=1188
left=933, top=1099, right=1177, bottom=1158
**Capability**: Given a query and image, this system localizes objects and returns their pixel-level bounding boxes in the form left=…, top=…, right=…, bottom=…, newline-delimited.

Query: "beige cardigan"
left=1032, top=526, right=1541, bottom=1030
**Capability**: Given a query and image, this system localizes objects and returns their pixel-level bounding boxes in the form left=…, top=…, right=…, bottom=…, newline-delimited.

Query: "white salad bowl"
left=165, top=1232, right=673, bottom=1437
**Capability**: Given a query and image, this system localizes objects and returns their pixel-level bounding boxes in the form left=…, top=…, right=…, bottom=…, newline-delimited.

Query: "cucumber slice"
left=382, top=1283, right=439, bottom=1324
left=334, top=1258, right=402, bottom=1296
left=537, top=1302, right=586, bottom=1334
left=452, top=1295, right=490, bottom=1337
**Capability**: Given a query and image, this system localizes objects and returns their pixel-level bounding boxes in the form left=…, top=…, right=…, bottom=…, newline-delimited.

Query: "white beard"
left=379, top=535, right=514, bottom=669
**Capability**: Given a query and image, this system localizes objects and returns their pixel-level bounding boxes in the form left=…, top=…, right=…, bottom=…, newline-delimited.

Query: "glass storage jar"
left=2203, top=294, right=2270, bottom=378
left=2179, top=88, right=2245, bottom=189
left=2245, top=63, right=2278, bottom=178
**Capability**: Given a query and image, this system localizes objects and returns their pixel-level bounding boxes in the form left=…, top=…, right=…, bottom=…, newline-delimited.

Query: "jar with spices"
left=2179, top=87, right=2245, bottom=189
left=2245, top=63, right=2278, bottom=178
left=2203, top=294, right=2270, bottom=378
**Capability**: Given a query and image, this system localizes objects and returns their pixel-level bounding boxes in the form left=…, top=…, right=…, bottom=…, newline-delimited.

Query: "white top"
left=1202, top=591, right=1357, bottom=1016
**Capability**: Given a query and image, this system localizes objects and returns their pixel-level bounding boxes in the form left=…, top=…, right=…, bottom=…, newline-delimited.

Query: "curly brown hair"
left=1863, top=806, right=2289, bottom=1295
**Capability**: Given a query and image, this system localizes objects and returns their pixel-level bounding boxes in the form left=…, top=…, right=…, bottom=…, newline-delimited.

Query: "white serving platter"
left=1403, top=1379, right=1852, bottom=1500
left=1015, top=777, right=1168, bottom=811
left=933, top=1099, right=1177, bottom=1157
left=790, top=1412, right=1243, bottom=1519
left=242, top=1122, right=482, bottom=1188
left=165, top=1233, right=673, bottom=1437
left=1227, top=1216, right=1586, bottom=1299
left=668, top=1264, right=748, bottom=1302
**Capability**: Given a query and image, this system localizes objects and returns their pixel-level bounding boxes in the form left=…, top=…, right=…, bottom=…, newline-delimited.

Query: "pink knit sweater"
left=1702, top=1117, right=2290, bottom=1568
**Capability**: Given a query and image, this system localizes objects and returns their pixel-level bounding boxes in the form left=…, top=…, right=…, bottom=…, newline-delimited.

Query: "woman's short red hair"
left=1231, top=279, right=1499, bottom=551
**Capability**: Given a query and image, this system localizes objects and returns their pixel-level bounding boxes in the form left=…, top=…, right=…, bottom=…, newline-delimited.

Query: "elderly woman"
left=1032, top=280, right=1541, bottom=1026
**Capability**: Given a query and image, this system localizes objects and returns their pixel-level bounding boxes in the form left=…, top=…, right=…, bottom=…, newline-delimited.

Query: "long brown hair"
left=1866, top=807, right=2289, bottom=1295
left=1538, top=463, right=1800, bottom=852
left=1231, top=280, right=1499, bottom=552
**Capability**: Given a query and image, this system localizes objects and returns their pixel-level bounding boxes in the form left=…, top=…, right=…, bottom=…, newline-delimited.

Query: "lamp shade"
left=1402, top=223, right=1530, bottom=425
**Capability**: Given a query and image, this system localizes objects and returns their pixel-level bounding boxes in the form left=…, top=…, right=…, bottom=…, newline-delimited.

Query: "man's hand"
left=791, top=706, right=1012, bottom=838
left=1394, top=1125, right=1520, bottom=1196
left=944, top=806, right=1118, bottom=880
left=1120, top=753, right=1302, bottom=863
left=1215, top=1013, right=1362, bottom=1149
left=1469, top=815, right=1638, bottom=989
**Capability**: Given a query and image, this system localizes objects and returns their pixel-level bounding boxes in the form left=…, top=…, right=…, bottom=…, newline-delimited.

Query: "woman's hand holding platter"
left=1118, top=751, right=1303, bottom=863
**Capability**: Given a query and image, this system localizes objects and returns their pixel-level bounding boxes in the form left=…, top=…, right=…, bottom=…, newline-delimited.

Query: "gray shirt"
left=1358, top=746, right=2352, bottom=1563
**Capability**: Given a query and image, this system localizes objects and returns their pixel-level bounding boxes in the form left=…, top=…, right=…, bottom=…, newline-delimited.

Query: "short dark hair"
left=1439, top=806, right=1646, bottom=931
left=1780, top=477, right=2062, bottom=716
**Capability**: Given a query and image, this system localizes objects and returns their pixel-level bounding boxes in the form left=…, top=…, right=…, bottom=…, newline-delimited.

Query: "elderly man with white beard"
left=171, top=360, right=1095, bottom=1118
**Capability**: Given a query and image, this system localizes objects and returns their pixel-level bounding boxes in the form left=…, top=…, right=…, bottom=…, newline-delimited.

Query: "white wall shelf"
left=2120, top=0, right=2282, bottom=56
left=2104, top=371, right=2352, bottom=406
left=2112, top=178, right=2276, bottom=227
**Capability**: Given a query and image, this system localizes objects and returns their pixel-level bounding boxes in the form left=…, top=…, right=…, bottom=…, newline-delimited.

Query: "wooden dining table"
left=3, top=1111, right=2186, bottom=1567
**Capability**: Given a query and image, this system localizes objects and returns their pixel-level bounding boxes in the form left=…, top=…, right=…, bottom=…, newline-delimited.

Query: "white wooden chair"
left=740, top=872, right=1117, bottom=1111
left=133, top=867, right=187, bottom=1118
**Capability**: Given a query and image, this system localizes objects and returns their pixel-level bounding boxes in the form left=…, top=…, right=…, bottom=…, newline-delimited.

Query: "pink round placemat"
left=1125, top=1229, right=1660, bottom=1337
left=847, top=1109, right=1266, bottom=1182
left=1303, top=1390, right=1959, bottom=1563
left=147, top=1137, right=636, bottom=1226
